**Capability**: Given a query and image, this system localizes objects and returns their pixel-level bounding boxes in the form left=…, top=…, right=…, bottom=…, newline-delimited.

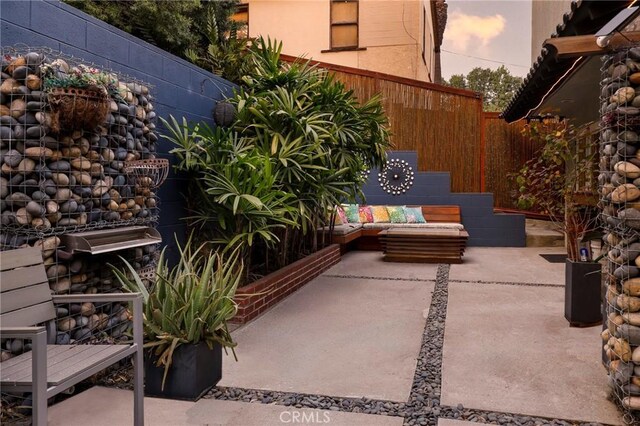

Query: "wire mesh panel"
left=599, top=46, right=640, bottom=424
left=1, top=46, right=161, bottom=238
left=1, top=47, right=164, bottom=419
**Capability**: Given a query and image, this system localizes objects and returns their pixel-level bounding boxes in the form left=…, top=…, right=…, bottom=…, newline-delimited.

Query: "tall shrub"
left=164, top=38, right=391, bottom=281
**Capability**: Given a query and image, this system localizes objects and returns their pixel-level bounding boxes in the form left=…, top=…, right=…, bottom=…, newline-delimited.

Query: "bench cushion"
left=321, top=223, right=363, bottom=235
left=362, top=223, right=464, bottom=230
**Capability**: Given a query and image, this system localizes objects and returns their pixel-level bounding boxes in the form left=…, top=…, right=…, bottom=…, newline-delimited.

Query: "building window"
left=330, top=0, right=359, bottom=50
left=231, top=3, right=249, bottom=39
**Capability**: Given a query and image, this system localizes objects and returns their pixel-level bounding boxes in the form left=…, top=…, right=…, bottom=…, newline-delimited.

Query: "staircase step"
left=526, top=219, right=564, bottom=247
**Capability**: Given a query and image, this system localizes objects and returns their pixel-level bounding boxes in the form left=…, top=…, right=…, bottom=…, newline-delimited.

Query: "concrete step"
left=526, top=219, right=564, bottom=248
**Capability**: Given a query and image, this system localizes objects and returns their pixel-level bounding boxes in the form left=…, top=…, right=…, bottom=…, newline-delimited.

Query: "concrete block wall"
left=361, top=151, right=526, bottom=246
left=1, top=0, right=236, bottom=262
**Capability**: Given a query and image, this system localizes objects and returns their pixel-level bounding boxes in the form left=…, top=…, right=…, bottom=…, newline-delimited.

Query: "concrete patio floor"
left=449, top=247, right=565, bottom=285
left=46, top=247, right=623, bottom=425
left=441, top=281, right=619, bottom=424
left=48, top=386, right=403, bottom=426
left=219, top=273, right=434, bottom=401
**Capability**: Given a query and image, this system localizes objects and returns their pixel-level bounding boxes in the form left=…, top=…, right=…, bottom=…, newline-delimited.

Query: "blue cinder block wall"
left=1, top=0, right=236, bottom=260
left=361, top=152, right=526, bottom=247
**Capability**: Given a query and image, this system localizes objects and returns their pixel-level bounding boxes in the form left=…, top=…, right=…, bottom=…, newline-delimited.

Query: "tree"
left=64, top=1, right=246, bottom=82
left=446, top=66, right=523, bottom=112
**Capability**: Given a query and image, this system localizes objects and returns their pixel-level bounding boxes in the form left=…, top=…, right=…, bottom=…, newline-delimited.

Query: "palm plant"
left=163, top=37, right=391, bottom=282
left=111, top=236, right=242, bottom=389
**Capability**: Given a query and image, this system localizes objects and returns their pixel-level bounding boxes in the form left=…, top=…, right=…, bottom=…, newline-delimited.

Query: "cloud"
left=445, top=10, right=506, bottom=51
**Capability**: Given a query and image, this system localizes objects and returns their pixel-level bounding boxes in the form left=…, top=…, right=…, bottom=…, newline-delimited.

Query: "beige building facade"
left=240, top=0, right=446, bottom=83
left=530, top=0, right=573, bottom=63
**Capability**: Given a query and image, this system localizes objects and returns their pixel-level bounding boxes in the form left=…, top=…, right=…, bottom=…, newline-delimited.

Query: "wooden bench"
left=0, top=247, right=144, bottom=426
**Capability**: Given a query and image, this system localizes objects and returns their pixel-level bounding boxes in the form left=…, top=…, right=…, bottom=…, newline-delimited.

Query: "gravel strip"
left=448, top=279, right=564, bottom=288
left=323, top=273, right=436, bottom=283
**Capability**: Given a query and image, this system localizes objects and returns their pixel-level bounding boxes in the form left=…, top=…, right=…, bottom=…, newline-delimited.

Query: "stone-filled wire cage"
left=1, top=45, right=162, bottom=240
left=599, top=46, right=640, bottom=424
left=1, top=46, right=165, bottom=420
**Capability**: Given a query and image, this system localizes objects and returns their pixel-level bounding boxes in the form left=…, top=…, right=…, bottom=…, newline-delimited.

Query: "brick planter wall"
left=232, top=244, right=341, bottom=324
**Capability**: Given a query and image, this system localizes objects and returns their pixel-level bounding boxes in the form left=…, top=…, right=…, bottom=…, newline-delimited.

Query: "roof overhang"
left=502, top=0, right=638, bottom=123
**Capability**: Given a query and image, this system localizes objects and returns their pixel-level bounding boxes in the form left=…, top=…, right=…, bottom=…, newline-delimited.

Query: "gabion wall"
left=600, top=46, right=640, bottom=421
left=0, top=47, right=160, bottom=361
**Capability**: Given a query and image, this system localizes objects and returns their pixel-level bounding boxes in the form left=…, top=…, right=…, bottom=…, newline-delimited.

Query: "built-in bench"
left=325, top=205, right=468, bottom=260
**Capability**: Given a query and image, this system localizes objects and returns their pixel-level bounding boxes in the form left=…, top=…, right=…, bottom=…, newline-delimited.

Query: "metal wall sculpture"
left=378, top=158, right=415, bottom=195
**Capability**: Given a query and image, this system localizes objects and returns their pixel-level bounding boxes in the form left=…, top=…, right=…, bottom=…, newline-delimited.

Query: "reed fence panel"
left=281, top=55, right=485, bottom=193
left=483, top=113, right=542, bottom=208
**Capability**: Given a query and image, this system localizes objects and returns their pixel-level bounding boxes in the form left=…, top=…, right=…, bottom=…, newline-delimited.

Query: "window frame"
left=422, top=6, right=427, bottom=65
left=232, top=3, right=249, bottom=39
left=329, top=0, right=360, bottom=51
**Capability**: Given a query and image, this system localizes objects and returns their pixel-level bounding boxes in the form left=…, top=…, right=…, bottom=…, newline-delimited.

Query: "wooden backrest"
left=0, top=247, right=56, bottom=327
left=415, top=205, right=461, bottom=223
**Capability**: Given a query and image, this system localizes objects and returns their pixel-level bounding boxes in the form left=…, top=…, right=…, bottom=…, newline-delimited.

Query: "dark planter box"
left=564, top=259, right=602, bottom=327
left=145, top=341, right=222, bottom=401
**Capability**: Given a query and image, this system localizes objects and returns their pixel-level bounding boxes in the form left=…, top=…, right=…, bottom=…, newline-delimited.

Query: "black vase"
left=564, top=259, right=602, bottom=327
left=145, top=341, right=222, bottom=401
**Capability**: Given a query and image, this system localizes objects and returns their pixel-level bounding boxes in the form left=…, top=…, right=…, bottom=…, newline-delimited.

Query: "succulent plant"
left=111, top=235, right=242, bottom=388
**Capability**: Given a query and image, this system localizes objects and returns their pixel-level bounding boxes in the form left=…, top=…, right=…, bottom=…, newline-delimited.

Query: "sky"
left=441, top=0, right=533, bottom=81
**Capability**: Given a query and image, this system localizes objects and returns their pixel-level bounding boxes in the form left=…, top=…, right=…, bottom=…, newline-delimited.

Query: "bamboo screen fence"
left=281, top=55, right=538, bottom=200
left=483, top=113, right=543, bottom=208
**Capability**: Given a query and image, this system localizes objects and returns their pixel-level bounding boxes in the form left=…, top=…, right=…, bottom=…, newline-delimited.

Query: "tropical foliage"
left=163, top=37, right=392, bottom=282
left=65, top=0, right=248, bottom=83
left=112, top=235, right=241, bottom=389
left=511, top=120, right=598, bottom=260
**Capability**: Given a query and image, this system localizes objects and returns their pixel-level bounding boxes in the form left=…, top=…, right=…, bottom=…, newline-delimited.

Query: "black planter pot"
left=564, top=259, right=602, bottom=327
left=145, top=341, right=222, bottom=401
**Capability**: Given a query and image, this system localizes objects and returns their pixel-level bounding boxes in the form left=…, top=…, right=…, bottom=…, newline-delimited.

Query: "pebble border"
left=208, top=265, right=609, bottom=426
left=323, top=273, right=436, bottom=283
left=448, top=279, right=564, bottom=288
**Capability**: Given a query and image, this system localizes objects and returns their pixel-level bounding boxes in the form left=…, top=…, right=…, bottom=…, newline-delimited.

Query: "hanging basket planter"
left=47, top=87, right=110, bottom=131
left=123, top=158, right=170, bottom=189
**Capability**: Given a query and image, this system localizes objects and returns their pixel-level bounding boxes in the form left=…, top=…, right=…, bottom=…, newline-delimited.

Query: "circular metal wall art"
left=378, top=159, right=414, bottom=195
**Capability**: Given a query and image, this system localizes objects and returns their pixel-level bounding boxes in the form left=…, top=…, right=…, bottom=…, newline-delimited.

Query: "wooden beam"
left=544, top=31, right=640, bottom=59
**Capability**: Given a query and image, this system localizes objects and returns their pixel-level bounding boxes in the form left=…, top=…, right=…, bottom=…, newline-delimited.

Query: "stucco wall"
left=360, top=152, right=526, bottom=247
left=246, top=0, right=434, bottom=81
left=530, top=0, right=573, bottom=63
left=1, top=0, right=235, bottom=262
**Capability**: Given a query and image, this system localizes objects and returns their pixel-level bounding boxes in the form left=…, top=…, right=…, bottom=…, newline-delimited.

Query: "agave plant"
left=111, top=236, right=242, bottom=389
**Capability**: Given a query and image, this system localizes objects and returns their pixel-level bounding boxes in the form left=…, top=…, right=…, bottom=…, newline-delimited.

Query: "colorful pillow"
left=333, top=206, right=347, bottom=225
left=404, top=206, right=427, bottom=223
left=370, top=205, right=390, bottom=223
left=358, top=205, right=374, bottom=223
left=342, top=204, right=360, bottom=223
left=386, top=205, right=407, bottom=223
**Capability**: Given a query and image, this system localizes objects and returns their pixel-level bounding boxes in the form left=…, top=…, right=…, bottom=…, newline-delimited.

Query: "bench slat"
left=0, top=346, right=88, bottom=381
left=0, top=345, right=128, bottom=386
left=1, top=282, right=53, bottom=314
left=0, top=264, right=49, bottom=293
left=49, top=346, right=128, bottom=385
left=0, top=301, right=56, bottom=327
left=0, top=248, right=43, bottom=272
